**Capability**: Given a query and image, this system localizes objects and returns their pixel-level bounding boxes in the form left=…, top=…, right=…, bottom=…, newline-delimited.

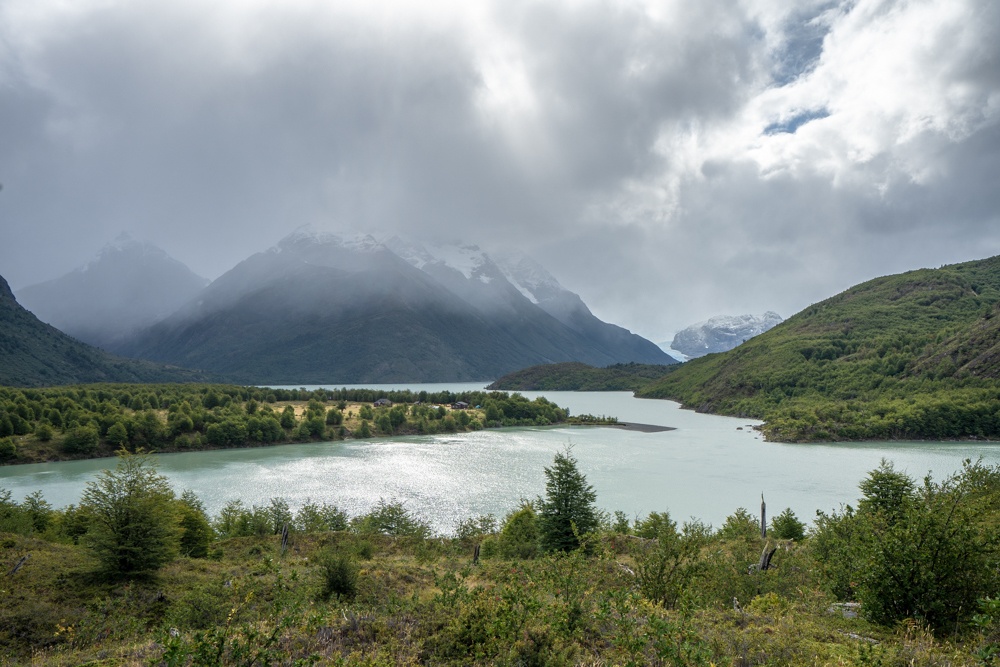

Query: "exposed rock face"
left=669, top=312, right=783, bottom=358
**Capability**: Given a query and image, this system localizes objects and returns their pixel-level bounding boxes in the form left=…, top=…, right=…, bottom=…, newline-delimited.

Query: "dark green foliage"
left=485, top=505, right=540, bottom=559
left=0, top=383, right=570, bottom=464
left=0, top=488, right=32, bottom=534
left=634, top=511, right=675, bottom=539
left=857, top=463, right=1000, bottom=630
left=858, top=459, right=915, bottom=521
left=0, top=436, right=15, bottom=461
left=538, top=448, right=599, bottom=552
left=316, top=550, right=358, bottom=601
left=214, top=500, right=272, bottom=538
left=177, top=490, right=213, bottom=558
left=62, top=425, right=99, bottom=454
left=33, top=422, right=53, bottom=442
left=487, top=361, right=676, bottom=391
left=106, top=421, right=129, bottom=447
left=769, top=507, right=806, bottom=541
left=80, top=450, right=180, bottom=575
left=633, top=512, right=708, bottom=608
left=350, top=499, right=430, bottom=538
left=717, top=507, right=759, bottom=542
left=813, top=460, right=1000, bottom=631
left=294, top=500, right=348, bottom=533
left=22, top=490, right=53, bottom=534
left=639, top=256, right=1000, bottom=441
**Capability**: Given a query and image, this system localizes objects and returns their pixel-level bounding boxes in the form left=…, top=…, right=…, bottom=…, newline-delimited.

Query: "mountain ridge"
left=115, top=230, right=672, bottom=382
left=16, top=233, right=208, bottom=349
left=0, top=273, right=207, bottom=387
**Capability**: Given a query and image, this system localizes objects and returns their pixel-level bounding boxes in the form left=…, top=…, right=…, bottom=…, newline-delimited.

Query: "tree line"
left=0, top=383, right=570, bottom=464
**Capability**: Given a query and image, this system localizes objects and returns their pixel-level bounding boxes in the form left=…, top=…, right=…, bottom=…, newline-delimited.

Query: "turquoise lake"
left=2, top=383, right=996, bottom=534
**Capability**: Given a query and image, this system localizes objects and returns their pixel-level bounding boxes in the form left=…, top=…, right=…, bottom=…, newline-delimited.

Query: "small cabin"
left=373, top=398, right=392, bottom=407
left=451, top=401, right=469, bottom=410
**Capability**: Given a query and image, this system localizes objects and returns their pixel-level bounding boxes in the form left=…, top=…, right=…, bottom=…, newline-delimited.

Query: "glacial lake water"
left=2, top=383, right=998, bottom=535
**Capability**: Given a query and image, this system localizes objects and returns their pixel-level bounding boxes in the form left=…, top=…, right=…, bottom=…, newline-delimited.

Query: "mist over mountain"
left=665, top=312, right=784, bottom=359
left=0, top=273, right=205, bottom=387
left=116, top=229, right=671, bottom=383
left=16, top=234, right=208, bottom=349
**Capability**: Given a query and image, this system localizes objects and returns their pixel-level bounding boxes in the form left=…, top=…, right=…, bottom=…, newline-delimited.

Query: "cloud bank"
left=1, top=0, right=997, bottom=339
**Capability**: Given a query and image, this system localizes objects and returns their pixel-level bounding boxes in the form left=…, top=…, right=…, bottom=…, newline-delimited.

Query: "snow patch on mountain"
left=279, top=226, right=382, bottom=254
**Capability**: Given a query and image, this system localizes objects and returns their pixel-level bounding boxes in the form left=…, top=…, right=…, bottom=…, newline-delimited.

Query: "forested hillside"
left=639, top=256, right=1000, bottom=441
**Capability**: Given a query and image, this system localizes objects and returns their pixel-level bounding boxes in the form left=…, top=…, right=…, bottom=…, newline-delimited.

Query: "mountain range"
left=40, top=229, right=668, bottom=383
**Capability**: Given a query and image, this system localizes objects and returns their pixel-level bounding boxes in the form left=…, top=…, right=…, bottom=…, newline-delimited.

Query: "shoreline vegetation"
left=0, top=383, right=621, bottom=467
left=4, top=450, right=1000, bottom=664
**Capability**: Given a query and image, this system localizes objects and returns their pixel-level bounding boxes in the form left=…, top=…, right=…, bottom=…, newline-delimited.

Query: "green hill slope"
left=0, top=274, right=206, bottom=387
left=638, top=256, right=1000, bottom=441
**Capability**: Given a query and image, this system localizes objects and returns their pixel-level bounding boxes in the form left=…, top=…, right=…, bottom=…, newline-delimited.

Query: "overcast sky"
left=1, top=0, right=998, bottom=341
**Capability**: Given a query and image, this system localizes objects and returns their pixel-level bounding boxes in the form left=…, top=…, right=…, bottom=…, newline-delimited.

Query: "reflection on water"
left=2, top=385, right=997, bottom=534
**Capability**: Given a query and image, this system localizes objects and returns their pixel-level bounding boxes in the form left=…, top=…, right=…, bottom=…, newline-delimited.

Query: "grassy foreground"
left=1, top=529, right=974, bottom=666
left=4, top=451, right=1000, bottom=665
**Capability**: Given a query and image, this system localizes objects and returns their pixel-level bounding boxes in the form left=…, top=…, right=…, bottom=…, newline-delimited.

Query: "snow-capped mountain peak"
left=668, top=312, right=783, bottom=358
left=277, top=226, right=382, bottom=253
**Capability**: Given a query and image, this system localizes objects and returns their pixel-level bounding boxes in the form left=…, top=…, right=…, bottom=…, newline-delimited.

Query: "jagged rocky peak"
left=668, top=312, right=783, bottom=359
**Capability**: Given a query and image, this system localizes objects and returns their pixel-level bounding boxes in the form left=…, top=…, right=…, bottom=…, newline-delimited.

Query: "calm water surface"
left=2, top=383, right=997, bottom=534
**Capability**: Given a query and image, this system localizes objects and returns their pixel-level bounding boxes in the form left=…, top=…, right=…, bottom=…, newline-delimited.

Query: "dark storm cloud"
left=1, top=0, right=999, bottom=342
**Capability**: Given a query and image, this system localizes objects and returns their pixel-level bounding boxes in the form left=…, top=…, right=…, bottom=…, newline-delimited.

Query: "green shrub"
left=351, top=499, right=430, bottom=538
left=80, top=450, right=180, bottom=575
left=316, top=550, right=358, bottom=601
left=34, top=422, right=53, bottom=442
left=495, top=505, right=540, bottom=559
left=769, top=508, right=806, bottom=541
left=0, top=437, right=15, bottom=461
left=634, top=512, right=708, bottom=608
left=63, top=425, right=99, bottom=454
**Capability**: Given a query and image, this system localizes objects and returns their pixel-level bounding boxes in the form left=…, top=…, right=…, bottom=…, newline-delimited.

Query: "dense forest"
left=0, top=384, right=574, bottom=465
left=3, top=450, right=1000, bottom=664
left=487, top=362, right=675, bottom=391
left=639, top=256, right=1000, bottom=441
